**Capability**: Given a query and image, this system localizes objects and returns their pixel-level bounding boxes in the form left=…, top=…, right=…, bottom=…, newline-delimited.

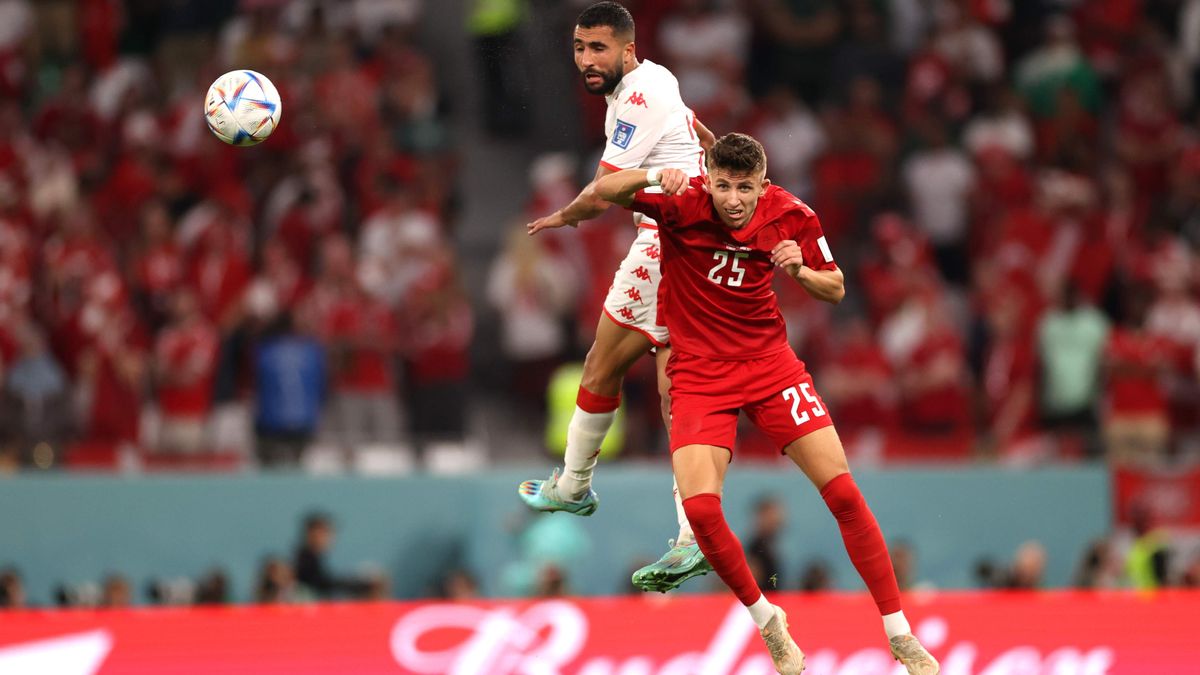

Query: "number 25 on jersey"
left=783, top=384, right=826, bottom=426
left=707, top=250, right=748, bottom=287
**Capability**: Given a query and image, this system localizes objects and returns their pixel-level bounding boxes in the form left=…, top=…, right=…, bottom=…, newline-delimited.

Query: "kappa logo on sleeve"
left=612, top=119, right=637, bottom=149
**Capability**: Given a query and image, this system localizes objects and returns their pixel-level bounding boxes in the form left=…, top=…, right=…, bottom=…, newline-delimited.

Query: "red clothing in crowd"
left=156, top=321, right=220, bottom=418
left=1106, top=329, right=1169, bottom=418
left=902, top=329, right=971, bottom=432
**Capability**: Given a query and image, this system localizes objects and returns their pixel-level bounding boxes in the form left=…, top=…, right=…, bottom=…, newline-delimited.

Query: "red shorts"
left=667, top=348, right=834, bottom=454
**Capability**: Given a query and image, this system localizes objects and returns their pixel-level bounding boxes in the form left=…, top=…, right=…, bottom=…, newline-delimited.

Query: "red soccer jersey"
left=630, top=176, right=837, bottom=360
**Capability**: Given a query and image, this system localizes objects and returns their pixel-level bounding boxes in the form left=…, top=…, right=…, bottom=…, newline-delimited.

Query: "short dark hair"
left=707, top=133, right=767, bottom=176
left=577, top=2, right=635, bottom=41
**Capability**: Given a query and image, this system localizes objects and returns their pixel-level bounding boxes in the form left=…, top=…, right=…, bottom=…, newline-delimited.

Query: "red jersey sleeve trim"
left=598, top=160, right=625, bottom=173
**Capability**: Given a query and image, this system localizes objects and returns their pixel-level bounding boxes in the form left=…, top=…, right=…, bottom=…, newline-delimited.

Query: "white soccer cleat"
left=759, top=605, right=805, bottom=674
left=890, top=633, right=940, bottom=674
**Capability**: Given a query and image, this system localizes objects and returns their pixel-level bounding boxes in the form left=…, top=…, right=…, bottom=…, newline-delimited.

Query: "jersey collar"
left=607, top=59, right=654, bottom=106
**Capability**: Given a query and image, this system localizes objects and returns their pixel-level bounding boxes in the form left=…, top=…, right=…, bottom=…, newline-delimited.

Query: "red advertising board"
left=0, top=591, right=1196, bottom=674
left=1113, top=466, right=1200, bottom=528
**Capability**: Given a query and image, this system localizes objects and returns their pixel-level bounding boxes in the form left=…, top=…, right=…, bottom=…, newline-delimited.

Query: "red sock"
left=821, top=473, right=902, bottom=615
left=682, top=493, right=762, bottom=606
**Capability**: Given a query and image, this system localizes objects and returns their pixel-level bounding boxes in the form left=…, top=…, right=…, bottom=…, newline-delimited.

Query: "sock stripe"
left=576, top=386, right=620, bottom=414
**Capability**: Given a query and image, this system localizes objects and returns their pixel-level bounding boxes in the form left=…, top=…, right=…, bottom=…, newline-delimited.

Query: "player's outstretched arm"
left=527, top=165, right=617, bottom=235
left=771, top=239, right=845, bottom=304
left=591, top=167, right=688, bottom=207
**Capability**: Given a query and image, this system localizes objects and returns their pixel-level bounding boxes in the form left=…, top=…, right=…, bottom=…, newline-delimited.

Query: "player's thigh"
left=581, top=312, right=654, bottom=393
left=783, top=427, right=851, bottom=491
left=672, top=444, right=731, bottom=498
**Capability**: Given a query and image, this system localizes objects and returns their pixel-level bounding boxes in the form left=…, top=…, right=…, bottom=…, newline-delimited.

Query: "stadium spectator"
left=402, top=251, right=474, bottom=452
left=306, top=235, right=403, bottom=454
left=889, top=540, right=929, bottom=592
left=255, top=556, right=300, bottom=604
left=1103, top=294, right=1172, bottom=465
left=743, top=85, right=825, bottom=199
left=534, top=563, right=569, bottom=598
left=101, top=573, right=132, bottom=608
left=437, top=569, right=480, bottom=600
left=253, top=313, right=326, bottom=468
left=1037, top=284, right=1110, bottom=458
left=1007, top=540, right=1047, bottom=590
left=487, top=226, right=578, bottom=418
left=902, top=115, right=975, bottom=285
left=294, top=512, right=377, bottom=600
left=798, top=559, right=833, bottom=592
left=1015, top=15, right=1102, bottom=121
left=745, top=495, right=786, bottom=591
left=194, top=568, right=230, bottom=605
left=1073, top=539, right=1122, bottom=589
left=658, top=0, right=749, bottom=131
left=469, top=0, right=530, bottom=136
left=744, top=0, right=841, bottom=103
left=828, top=1, right=905, bottom=105
left=1126, top=504, right=1171, bottom=590
left=820, top=317, right=897, bottom=456
left=1181, top=552, right=1200, bottom=588
left=0, top=566, right=25, bottom=609
left=5, top=324, right=72, bottom=463
left=153, top=289, right=219, bottom=454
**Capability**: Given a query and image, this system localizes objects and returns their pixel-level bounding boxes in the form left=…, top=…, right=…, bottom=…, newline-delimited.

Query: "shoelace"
left=762, top=619, right=794, bottom=660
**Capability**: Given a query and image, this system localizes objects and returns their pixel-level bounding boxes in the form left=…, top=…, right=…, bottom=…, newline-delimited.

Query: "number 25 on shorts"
left=782, top=383, right=825, bottom=425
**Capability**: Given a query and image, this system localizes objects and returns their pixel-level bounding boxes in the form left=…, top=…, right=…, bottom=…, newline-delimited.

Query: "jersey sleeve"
left=600, top=89, right=673, bottom=171
left=628, top=188, right=676, bottom=225
left=788, top=205, right=838, bottom=272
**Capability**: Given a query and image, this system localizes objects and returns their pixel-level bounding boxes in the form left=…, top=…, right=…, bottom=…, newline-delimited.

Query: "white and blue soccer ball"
left=204, top=70, right=282, bottom=146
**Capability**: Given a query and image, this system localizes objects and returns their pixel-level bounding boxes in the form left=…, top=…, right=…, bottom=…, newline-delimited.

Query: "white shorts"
left=603, top=222, right=669, bottom=348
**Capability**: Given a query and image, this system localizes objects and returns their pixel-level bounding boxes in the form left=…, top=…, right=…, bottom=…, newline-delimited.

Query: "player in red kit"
left=588, top=133, right=940, bottom=675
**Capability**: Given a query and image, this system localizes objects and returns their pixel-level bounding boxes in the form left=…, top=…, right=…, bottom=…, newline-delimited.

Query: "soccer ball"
left=204, top=70, right=282, bottom=146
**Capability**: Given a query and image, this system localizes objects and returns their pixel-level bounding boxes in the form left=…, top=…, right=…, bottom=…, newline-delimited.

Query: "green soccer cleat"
left=517, top=468, right=599, bottom=516
left=631, top=539, right=714, bottom=592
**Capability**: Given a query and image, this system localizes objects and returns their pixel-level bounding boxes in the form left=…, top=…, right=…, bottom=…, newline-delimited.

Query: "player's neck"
left=623, top=57, right=641, bottom=79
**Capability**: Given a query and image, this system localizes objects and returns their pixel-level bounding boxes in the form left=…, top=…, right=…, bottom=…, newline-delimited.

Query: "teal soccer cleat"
left=518, top=468, right=600, bottom=516
left=631, top=539, right=714, bottom=592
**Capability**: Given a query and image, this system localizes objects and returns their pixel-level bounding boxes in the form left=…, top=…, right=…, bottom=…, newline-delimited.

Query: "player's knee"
left=681, top=493, right=724, bottom=535
left=820, top=472, right=865, bottom=520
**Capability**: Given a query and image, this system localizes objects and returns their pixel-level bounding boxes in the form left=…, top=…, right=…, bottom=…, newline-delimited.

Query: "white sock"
left=747, top=595, right=775, bottom=629
left=882, top=610, right=911, bottom=638
left=672, top=477, right=696, bottom=546
left=558, top=406, right=615, bottom=499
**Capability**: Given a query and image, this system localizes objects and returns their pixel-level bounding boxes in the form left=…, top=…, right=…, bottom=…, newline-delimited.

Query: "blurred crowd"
left=3, top=496, right=1197, bottom=608
left=0, top=511, right=390, bottom=608
left=2, top=0, right=1200, bottom=472
left=499, top=0, right=1200, bottom=466
left=0, top=0, right=472, bottom=471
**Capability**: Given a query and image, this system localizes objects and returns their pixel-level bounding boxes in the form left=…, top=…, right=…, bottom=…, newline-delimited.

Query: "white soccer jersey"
left=601, top=60, right=705, bottom=179
left=600, top=60, right=701, bottom=346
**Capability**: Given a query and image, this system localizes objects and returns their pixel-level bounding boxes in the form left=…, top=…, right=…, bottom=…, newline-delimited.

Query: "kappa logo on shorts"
left=612, top=119, right=636, bottom=149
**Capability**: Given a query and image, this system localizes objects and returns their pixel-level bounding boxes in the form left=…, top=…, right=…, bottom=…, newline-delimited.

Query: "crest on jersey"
left=612, top=119, right=637, bottom=149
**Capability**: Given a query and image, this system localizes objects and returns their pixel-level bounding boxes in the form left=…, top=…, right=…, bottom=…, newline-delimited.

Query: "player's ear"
left=761, top=178, right=772, bottom=189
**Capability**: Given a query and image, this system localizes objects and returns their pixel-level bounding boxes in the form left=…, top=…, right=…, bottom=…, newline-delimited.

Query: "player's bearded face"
left=574, top=27, right=626, bottom=96
left=707, top=168, right=768, bottom=230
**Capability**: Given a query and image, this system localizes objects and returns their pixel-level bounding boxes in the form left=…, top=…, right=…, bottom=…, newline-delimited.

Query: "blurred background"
left=0, top=0, right=1198, bottom=619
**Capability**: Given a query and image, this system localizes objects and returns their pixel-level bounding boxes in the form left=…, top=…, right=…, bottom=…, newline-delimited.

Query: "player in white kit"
left=517, top=2, right=715, bottom=592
